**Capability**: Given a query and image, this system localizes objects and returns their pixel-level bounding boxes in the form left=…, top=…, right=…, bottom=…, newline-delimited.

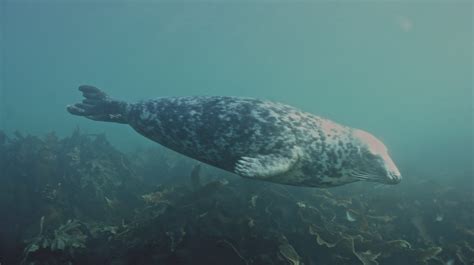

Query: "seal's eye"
left=366, top=151, right=383, bottom=165
left=359, top=146, right=375, bottom=157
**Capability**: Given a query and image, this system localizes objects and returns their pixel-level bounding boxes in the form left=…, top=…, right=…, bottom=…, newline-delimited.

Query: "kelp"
left=278, top=241, right=301, bottom=265
left=0, top=130, right=472, bottom=265
left=22, top=219, right=88, bottom=265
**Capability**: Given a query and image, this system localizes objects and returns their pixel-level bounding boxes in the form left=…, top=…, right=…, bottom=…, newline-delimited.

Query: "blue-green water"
left=3, top=1, right=472, bottom=175
left=1, top=2, right=472, bottom=265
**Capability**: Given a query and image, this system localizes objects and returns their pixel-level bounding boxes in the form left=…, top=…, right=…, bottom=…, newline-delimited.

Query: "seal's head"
left=351, top=129, right=402, bottom=185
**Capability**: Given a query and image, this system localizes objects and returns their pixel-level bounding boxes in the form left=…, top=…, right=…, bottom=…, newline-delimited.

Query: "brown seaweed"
left=0, top=130, right=472, bottom=265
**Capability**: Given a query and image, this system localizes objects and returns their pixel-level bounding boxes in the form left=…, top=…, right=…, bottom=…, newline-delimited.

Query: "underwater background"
left=0, top=1, right=472, bottom=265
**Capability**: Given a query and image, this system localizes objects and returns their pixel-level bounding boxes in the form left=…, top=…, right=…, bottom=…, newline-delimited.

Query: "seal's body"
left=67, top=85, right=401, bottom=187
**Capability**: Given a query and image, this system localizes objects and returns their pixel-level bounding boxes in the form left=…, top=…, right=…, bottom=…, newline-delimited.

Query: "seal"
left=67, top=85, right=402, bottom=187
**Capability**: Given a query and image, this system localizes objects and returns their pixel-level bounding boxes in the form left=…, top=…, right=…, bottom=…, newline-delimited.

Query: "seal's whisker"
left=350, top=170, right=375, bottom=180
left=354, top=173, right=382, bottom=182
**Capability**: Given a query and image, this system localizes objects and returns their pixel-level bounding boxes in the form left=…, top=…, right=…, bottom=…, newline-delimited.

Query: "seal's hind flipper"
left=78, top=85, right=108, bottom=102
left=67, top=85, right=129, bottom=124
left=234, top=147, right=302, bottom=179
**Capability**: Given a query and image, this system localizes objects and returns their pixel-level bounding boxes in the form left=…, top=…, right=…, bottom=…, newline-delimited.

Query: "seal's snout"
left=386, top=171, right=402, bottom=184
left=382, top=158, right=402, bottom=185
left=352, top=129, right=402, bottom=185
left=384, top=156, right=402, bottom=184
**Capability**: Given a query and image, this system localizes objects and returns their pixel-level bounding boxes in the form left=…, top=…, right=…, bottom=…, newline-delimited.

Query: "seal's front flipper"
left=67, top=85, right=129, bottom=124
left=234, top=147, right=302, bottom=179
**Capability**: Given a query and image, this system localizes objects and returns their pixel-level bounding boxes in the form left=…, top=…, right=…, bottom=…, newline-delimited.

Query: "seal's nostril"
left=385, top=172, right=401, bottom=184
left=390, top=173, right=401, bottom=184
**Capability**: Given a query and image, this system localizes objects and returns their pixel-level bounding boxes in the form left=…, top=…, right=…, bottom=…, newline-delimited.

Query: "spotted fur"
left=67, top=86, right=402, bottom=188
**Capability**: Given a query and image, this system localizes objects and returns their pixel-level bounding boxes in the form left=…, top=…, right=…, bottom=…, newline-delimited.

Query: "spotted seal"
left=67, top=85, right=401, bottom=187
